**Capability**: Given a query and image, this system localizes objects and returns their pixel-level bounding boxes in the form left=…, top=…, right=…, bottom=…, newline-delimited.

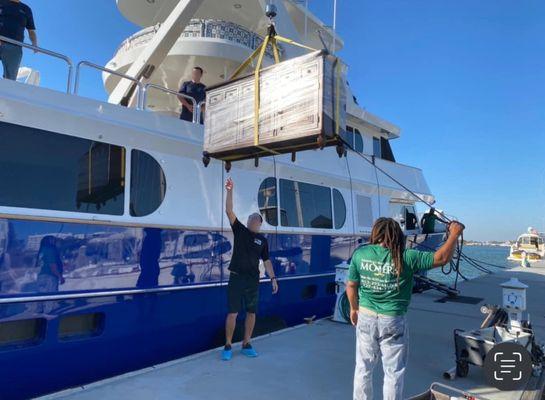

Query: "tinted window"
left=333, top=189, right=347, bottom=229
left=373, top=137, right=381, bottom=158
left=380, top=138, right=396, bottom=162
left=59, top=313, right=104, bottom=341
left=354, top=129, right=363, bottom=153
left=0, top=318, right=46, bottom=348
left=279, top=179, right=332, bottom=229
left=0, top=121, right=124, bottom=215
left=130, top=150, right=166, bottom=217
left=342, top=125, right=354, bottom=147
left=258, top=177, right=278, bottom=226
left=356, top=195, right=373, bottom=227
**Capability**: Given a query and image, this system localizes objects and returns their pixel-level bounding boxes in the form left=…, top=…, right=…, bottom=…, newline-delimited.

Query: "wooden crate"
left=204, top=50, right=347, bottom=162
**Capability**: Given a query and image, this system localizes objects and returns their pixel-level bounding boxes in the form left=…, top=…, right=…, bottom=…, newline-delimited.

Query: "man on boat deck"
left=222, top=177, right=279, bottom=361
left=177, top=66, right=206, bottom=124
left=347, top=218, right=464, bottom=400
left=0, top=0, right=37, bottom=80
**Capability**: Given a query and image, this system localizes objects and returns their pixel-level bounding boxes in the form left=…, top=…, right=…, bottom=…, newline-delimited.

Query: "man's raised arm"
left=225, top=178, right=236, bottom=225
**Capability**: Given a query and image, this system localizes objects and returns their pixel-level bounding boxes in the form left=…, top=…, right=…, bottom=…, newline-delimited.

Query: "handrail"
left=0, top=35, right=73, bottom=93
left=142, top=83, right=199, bottom=123
left=0, top=272, right=334, bottom=304
left=197, top=100, right=206, bottom=124
left=0, top=38, right=202, bottom=119
left=74, top=60, right=144, bottom=109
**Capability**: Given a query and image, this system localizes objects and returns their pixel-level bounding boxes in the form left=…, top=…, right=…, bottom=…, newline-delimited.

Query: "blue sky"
left=20, top=1, right=545, bottom=241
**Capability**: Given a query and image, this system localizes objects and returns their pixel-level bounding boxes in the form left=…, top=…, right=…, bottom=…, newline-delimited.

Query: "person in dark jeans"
left=222, top=177, right=279, bottom=361
left=347, top=218, right=464, bottom=400
left=177, top=66, right=206, bottom=123
left=0, top=0, right=37, bottom=80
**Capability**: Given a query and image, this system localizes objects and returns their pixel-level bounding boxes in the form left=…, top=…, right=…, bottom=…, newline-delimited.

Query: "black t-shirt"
left=228, top=219, right=269, bottom=279
left=178, top=80, right=206, bottom=120
left=0, top=1, right=35, bottom=43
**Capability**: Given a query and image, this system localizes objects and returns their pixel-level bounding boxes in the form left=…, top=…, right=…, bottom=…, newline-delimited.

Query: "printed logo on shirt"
left=359, top=259, right=399, bottom=292
left=359, top=259, right=395, bottom=275
left=254, top=238, right=262, bottom=246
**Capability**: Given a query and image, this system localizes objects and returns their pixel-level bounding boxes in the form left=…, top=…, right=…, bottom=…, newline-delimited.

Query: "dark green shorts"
left=227, top=272, right=259, bottom=314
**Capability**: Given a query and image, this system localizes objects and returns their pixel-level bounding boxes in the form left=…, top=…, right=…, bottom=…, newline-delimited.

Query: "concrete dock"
left=40, top=262, right=545, bottom=400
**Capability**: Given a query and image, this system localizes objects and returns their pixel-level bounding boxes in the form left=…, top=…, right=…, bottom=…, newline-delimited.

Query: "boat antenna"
left=332, top=0, right=337, bottom=53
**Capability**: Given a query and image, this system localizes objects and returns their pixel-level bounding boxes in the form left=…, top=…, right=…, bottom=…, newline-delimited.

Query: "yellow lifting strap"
left=229, top=25, right=322, bottom=154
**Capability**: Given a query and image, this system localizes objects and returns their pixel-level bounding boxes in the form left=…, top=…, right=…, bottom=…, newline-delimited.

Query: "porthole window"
left=0, top=121, right=125, bottom=215
left=258, top=177, right=278, bottom=226
left=279, top=179, right=332, bottom=229
left=333, top=189, right=346, bottom=229
left=130, top=150, right=166, bottom=217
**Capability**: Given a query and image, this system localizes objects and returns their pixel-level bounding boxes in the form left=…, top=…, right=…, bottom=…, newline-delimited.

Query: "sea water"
left=428, top=245, right=518, bottom=286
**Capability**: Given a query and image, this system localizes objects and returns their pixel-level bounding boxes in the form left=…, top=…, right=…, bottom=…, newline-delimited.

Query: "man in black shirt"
left=222, top=177, right=278, bottom=361
left=177, top=66, right=206, bottom=123
left=0, top=0, right=37, bottom=80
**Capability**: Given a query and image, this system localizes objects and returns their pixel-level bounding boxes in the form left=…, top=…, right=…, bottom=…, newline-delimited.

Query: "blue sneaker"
left=221, top=345, right=232, bottom=361
left=241, top=343, right=258, bottom=358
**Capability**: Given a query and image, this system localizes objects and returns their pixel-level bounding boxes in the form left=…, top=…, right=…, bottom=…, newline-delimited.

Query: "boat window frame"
left=129, top=149, right=167, bottom=217
left=0, top=121, right=126, bottom=216
left=332, top=188, right=347, bottom=229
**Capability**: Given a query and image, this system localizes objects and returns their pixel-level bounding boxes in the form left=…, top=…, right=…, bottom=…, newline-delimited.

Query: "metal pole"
left=66, top=64, right=73, bottom=94
left=332, top=0, right=337, bottom=54
left=304, top=0, right=309, bottom=41
left=141, top=85, right=148, bottom=110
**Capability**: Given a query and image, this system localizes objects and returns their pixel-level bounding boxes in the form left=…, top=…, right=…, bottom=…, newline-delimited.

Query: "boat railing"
left=0, top=34, right=73, bottom=93
left=142, top=83, right=201, bottom=123
left=0, top=36, right=205, bottom=122
left=114, top=19, right=284, bottom=60
left=74, top=60, right=145, bottom=110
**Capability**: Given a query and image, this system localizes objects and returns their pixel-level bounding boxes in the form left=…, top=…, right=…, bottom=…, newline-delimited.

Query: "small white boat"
left=508, top=228, right=545, bottom=262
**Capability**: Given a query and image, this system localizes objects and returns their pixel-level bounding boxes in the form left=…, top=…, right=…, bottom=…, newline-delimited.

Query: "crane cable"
left=336, top=136, right=504, bottom=287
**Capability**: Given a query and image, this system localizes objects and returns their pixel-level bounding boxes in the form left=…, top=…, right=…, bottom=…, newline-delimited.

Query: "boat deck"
left=40, top=261, right=545, bottom=400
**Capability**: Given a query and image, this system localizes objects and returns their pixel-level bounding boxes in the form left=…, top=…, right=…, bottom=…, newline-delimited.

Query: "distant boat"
left=508, top=228, right=545, bottom=262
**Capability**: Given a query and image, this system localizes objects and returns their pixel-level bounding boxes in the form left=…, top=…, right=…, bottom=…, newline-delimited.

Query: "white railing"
left=141, top=83, right=201, bottom=123
left=0, top=35, right=73, bottom=93
left=74, top=60, right=145, bottom=109
left=114, top=19, right=283, bottom=60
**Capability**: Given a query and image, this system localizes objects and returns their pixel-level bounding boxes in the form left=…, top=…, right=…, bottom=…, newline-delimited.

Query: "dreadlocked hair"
left=370, top=218, right=406, bottom=282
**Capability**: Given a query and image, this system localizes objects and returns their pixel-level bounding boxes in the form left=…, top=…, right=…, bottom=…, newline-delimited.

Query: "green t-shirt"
left=348, top=244, right=435, bottom=316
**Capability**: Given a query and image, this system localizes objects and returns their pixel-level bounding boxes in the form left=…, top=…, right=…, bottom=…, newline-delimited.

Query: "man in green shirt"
left=347, top=217, right=464, bottom=400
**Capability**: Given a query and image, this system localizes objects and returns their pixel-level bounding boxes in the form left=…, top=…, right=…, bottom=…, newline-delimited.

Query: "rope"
left=338, top=136, right=513, bottom=287
left=228, top=24, right=321, bottom=159
left=338, top=136, right=451, bottom=224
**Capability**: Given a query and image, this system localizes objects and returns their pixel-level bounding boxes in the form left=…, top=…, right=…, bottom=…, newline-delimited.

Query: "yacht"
left=508, top=228, right=545, bottom=262
left=0, top=1, right=443, bottom=398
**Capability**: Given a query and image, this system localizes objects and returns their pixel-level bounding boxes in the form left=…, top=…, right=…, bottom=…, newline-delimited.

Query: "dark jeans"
left=0, top=43, right=22, bottom=80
